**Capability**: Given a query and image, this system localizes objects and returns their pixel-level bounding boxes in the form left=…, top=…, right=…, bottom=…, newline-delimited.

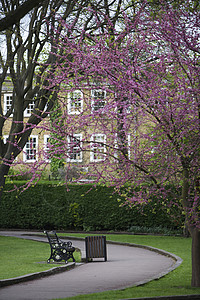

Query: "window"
left=23, top=136, right=38, bottom=162
left=3, top=135, right=18, bottom=161
left=4, top=93, right=12, bottom=114
left=44, top=135, right=50, bottom=162
left=3, top=93, right=35, bottom=116
left=24, top=101, right=35, bottom=117
left=90, top=134, right=106, bottom=162
left=91, top=89, right=106, bottom=111
left=115, top=93, right=132, bottom=114
left=114, top=134, right=131, bottom=160
left=68, top=90, right=83, bottom=114
left=3, top=135, right=9, bottom=143
left=67, top=134, right=82, bottom=162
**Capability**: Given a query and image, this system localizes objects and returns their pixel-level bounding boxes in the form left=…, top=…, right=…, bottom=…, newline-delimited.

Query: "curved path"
left=0, top=231, right=182, bottom=300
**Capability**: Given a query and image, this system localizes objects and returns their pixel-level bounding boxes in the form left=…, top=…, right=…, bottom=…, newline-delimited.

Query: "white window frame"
left=90, top=134, right=106, bottom=162
left=114, top=134, right=131, bottom=159
left=67, top=133, right=82, bottom=162
left=67, top=90, right=83, bottom=114
left=114, top=92, right=132, bottom=114
left=3, top=93, right=13, bottom=115
left=91, top=89, right=106, bottom=112
left=23, top=135, right=38, bottom=162
left=3, top=135, right=9, bottom=143
left=3, top=135, right=18, bottom=161
left=44, top=135, right=51, bottom=162
left=24, top=101, right=35, bottom=117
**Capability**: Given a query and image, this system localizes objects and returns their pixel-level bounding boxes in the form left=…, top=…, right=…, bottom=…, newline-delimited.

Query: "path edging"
left=0, top=262, right=76, bottom=288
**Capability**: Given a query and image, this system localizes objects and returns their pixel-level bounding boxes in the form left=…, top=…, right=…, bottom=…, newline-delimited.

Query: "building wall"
left=1, top=83, right=137, bottom=178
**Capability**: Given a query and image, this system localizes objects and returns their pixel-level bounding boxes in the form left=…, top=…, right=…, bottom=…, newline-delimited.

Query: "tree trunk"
left=191, top=228, right=200, bottom=287
left=181, top=167, right=200, bottom=287
left=0, top=163, right=10, bottom=201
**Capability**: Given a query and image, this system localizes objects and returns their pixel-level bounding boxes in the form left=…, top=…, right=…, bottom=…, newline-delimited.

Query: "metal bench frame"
left=44, top=230, right=75, bottom=264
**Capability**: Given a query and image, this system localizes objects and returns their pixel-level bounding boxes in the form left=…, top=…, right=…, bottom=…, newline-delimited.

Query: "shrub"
left=0, top=182, right=183, bottom=232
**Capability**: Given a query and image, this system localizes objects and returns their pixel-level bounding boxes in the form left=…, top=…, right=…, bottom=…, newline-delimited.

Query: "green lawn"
left=1, top=233, right=200, bottom=300
left=0, top=236, right=80, bottom=280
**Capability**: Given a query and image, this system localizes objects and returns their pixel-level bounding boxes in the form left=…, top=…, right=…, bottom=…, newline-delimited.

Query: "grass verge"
left=0, top=236, right=80, bottom=280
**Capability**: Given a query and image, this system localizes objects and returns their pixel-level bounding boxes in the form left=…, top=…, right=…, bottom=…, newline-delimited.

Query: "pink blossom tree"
left=43, top=1, right=200, bottom=286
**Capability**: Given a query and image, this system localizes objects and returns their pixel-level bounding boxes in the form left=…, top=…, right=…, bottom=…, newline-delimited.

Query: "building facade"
left=1, top=81, right=135, bottom=180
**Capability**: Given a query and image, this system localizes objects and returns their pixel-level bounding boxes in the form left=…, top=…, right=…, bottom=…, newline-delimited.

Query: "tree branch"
left=0, top=0, right=46, bottom=31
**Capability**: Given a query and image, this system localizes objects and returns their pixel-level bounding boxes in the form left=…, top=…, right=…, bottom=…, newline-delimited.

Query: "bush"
left=0, top=182, right=183, bottom=232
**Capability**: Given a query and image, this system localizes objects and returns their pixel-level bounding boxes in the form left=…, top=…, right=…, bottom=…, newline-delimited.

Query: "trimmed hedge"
left=0, top=182, right=183, bottom=231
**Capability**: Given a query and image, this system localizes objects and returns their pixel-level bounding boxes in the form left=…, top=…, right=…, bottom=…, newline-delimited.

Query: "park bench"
left=44, top=230, right=75, bottom=264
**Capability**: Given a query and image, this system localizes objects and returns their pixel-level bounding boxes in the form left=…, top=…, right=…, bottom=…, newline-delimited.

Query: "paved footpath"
left=0, top=231, right=182, bottom=300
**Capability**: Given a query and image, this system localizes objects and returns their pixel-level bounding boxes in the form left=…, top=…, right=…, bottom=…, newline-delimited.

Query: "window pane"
left=4, top=94, right=12, bottom=114
left=26, top=101, right=34, bottom=115
left=68, top=90, right=83, bottom=114
left=24, top=136, right=37, bottom=162
left=67, top=134, right=82, bottom=162
left=91, top=90, right=106, bottom=111
left=91, top=134, right=106, bottom=161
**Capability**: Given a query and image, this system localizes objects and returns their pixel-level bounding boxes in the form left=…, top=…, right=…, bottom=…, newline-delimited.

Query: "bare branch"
left=0, top=0, right=46, bottom=31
